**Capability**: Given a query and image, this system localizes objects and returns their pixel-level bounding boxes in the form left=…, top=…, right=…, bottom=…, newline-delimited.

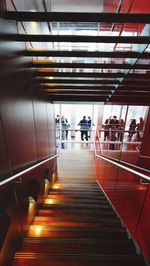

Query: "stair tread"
left=34, top=216, right=120, bottom=223
left=28, top=225, right=126, bottom=232
left=38, top=209, right=116, bottom=216
left=22, top=238, right=136, bottom=254
left=41, top=203, right=111, bottom=209
left=13, top=252, right=145, bottom=266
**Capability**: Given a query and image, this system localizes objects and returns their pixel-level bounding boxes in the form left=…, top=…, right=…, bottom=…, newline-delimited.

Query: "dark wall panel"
left=1, top=83, right=38, bottom=173
left=0, top=119, right=11, bottom=181
left=32, top=90, right=50, bottom=159
left=47, top=102, right=56, bottom=155
left=0, top=11, right=56, bottom=266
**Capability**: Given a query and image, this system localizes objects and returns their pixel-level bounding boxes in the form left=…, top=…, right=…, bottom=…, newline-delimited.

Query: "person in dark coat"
left=78, top=116, right=89, bottom=141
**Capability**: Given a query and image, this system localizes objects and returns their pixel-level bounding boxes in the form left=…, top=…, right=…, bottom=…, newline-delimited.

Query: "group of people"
left=128, top=117, right=144, bottom=141
left=55, top=115, right=94, bottom=147
left=103, top=116, right=144, bottom=147
left=78, top=116, right=93, bottom=141
left=103, top=116, right=124, bottom=143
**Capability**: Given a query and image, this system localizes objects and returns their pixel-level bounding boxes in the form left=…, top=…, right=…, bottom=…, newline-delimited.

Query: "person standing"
left=110, top=116, right=119, bottom=140
left=128, top=119, right=136, bottom=140
left=87, top=116, right=94, bottom=138
left=61, top=116, right=69, bottom=140
left=103, top=117, right=111, bottom=141
left=55, top=114, right=60, bottom=139
left=78, top=116, right=89, bottom=141
left=118, top=119, right=125, bottom=141
left=136, top=117, right=144, bottom=141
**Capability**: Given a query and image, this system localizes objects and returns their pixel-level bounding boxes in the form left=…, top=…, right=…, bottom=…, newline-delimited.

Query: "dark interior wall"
left=0, top=5, right=56, bottom=265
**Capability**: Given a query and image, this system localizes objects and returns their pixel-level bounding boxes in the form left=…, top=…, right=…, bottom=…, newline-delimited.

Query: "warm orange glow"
left=28, top=197, right=36, bottom=219
left=30, top=225, right=43, bottom=237
left=43, top=77, right=54, bottom=80
left=28, top=202, right=35, bottom=216
left=45, top=199, right=56, bottom=204
left=37, top=69, right=56, bottom=73
left=138, top=185, right=147, bottom=191
left=44, top=179, right=49, bottom=196
left=53, top=183, right=62, bottom=189
left=33, top=59, right=52, bottom=63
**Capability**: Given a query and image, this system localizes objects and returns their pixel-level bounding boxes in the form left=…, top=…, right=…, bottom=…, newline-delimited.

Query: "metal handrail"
left=0, top=154, right=58, bottom=187
left=94, top=130, right=150, bottom=182
left=96, top=129, right=150, bottom=172
left=136, top=147, right=150, bottom=159
left=96, top=154, right=150, bottom=182
left=102, top=154, right=150, bottom=174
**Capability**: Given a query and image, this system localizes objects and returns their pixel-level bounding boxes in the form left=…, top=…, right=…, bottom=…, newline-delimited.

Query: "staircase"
left=12, top=150, right=146, bottom=266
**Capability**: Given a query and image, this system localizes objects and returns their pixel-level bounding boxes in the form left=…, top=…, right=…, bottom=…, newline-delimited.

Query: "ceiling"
left=3, top=0, right=150, bottom=104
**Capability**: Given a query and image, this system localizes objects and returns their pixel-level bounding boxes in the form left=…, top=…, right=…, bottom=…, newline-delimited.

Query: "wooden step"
left=51, top=188, right=102, bottom=193
left=49, top=192, right=105, bottom=197
left=12, top=253, right=145, bottom=266
left=46, top=195, right=108, bottom=204
left=27, top=225, right=127, bottom=239
left=38, top=209, right=116, bottom=218
left=34, top=216, right=120, bottom=224
left=22, top=238, right=136, bottom=254
left=47, top=194, right=106, bottom=200
left=41, top=202, right=111, bottom=210
left=32, top=217, right=121, bottom=228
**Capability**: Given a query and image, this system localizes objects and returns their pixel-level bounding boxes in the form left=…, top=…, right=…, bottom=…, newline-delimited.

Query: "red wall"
left=95, top=109, right=150, bottom=263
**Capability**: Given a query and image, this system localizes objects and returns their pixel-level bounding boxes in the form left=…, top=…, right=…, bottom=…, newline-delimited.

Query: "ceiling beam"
left=2, top=34, right=150, bottom=44
left=46, top=91, right=111, bottom=96
left=49, top=95, right=107, bottom=102
left=38, top=78, right=150, bottom=87
left=39, top=78, right=120, bottom=85
left=4, top=11, right=150, bottom=23
left=19, top=50, right=150, bottom=59
left=41, top=85, right=115, bottom=90
left=35, top=71, right=150, bottom=79
left=41, top=84, right=150, bottom=92
left=35, top=71, right=126, bottom=78
left=31, top=61, right=150, bottom=69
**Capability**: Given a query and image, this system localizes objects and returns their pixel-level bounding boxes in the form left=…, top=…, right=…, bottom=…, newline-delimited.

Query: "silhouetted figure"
left=136, top=117, right=144, bottom=141
left=104, top=117, right=111, bottom=141
left=118, top=119, right=125, bottom=141
left=55, top=114, right=60, bottom=139
left=78, top=116, right=88, bottom=141
left=61, top=116, right=69, bottom=140
left=110, top=116, right=119, bottom=140
left=128, top=119, right=136, bottom=140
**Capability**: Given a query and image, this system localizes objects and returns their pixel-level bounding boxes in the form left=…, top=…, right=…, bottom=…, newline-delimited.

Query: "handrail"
left=0, top=154, right=58, bottom=187
left=96, top=154, right=150, bottom=182
left=136, top=147, right=150, bottom=159
left=99, top=136, right=150, bottom=173
left=102, top=154, right=150, bottom=174
left=94, top=130, right=150, bottom=182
